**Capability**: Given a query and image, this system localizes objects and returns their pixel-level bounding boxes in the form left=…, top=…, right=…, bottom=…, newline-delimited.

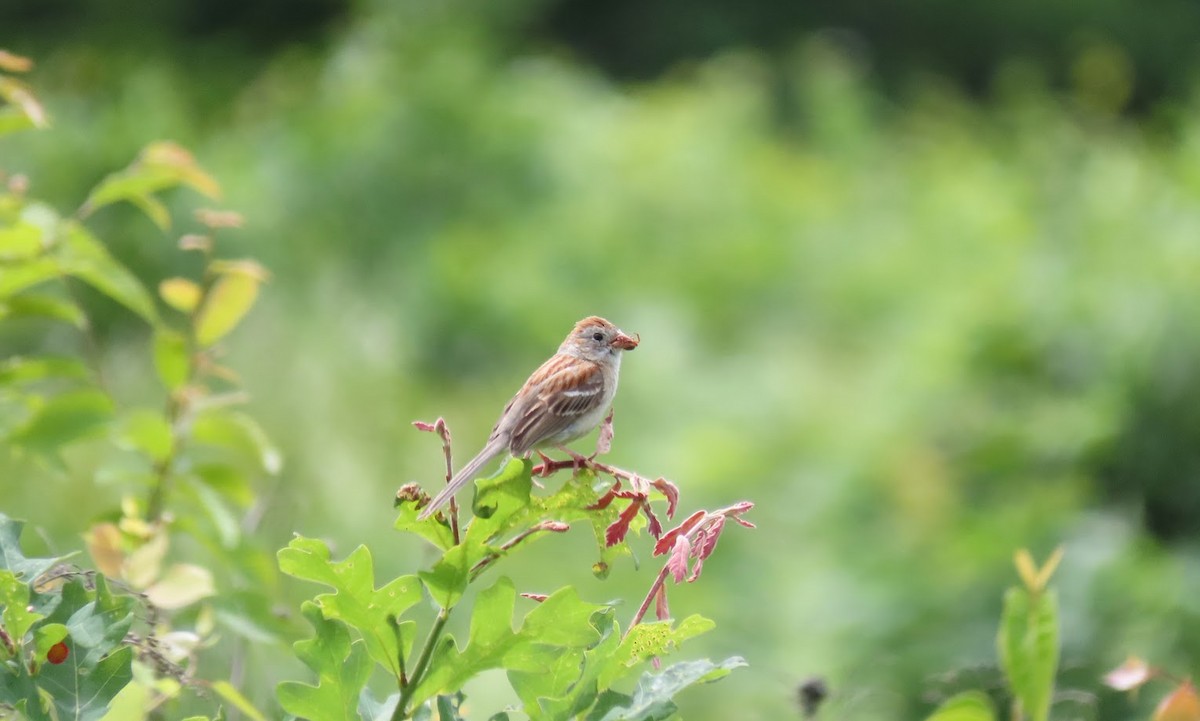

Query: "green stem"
left=393, top=607, right=451, bottom=721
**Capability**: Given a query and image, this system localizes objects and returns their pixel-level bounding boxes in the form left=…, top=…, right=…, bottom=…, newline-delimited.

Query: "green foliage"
left=924, top=692, right=997, bottom=721
left=280, top=439, right=751, bottom=720
left=0, top=55, right=276, bottom=719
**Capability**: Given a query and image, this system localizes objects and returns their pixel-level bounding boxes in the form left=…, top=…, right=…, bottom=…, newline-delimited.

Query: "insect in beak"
left=611, top=332, right=639, bottom=350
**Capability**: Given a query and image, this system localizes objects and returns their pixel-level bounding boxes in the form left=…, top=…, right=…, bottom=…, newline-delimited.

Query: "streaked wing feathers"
left=506, top=354, right=605, bottom=454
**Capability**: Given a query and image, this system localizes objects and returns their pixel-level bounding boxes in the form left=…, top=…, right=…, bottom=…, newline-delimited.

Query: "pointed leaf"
left=587, top=656, right=746, bottom=721
left=57, top=223, right=157, bottom=324
left=38, top=645, right=134, bottom=721
left=158, top=277, right=202, bottom=314
left=997, top=587, right=1059, bottom=721
left=194, top=270, right=262, bottom=347
left=11, top=389, right=114, bottom=454
left=277, top=602, right=371, bottom=720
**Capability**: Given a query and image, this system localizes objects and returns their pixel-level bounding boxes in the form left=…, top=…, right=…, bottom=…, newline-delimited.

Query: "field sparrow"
left=419, top=316, right=639, bottom=519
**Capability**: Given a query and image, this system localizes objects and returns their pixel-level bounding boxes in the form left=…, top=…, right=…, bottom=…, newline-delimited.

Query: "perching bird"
left=419, top=316, right=639, bottom=519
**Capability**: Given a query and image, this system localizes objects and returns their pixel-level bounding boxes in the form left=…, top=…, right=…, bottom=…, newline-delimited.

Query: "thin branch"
left=393, top=607, right=450, bottom=721
left=469, top=521, right=569, bottom=581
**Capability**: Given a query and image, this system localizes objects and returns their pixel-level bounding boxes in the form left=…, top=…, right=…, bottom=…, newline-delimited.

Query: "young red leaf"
left=654, top=584, right=670, bottom=621
left=651, top=477, right=680, bottom=518
left=668, top=535, right=692, bottom=583
left=641, top=502, right=664, bottom=539
left=46, top=641, right=69, bottom=665
left=605, top=500, right=642, bottom=546
left=520, top=593, right=549, bottom=603
left=653, top=510, right=708, bottom=556
left=696, top=516, right=725, bottom=560
left=687, top=556, right=705, bottom=583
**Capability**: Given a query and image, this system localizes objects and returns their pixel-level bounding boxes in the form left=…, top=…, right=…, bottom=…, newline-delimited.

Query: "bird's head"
left=561, top=316, right=639, bottom=361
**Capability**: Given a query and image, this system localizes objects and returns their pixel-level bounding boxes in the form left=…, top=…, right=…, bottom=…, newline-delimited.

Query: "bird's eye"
left=592, top=332, right=604, bottom=341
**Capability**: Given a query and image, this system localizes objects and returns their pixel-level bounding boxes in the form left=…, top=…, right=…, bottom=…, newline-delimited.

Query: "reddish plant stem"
left=626, top=564, right=672, bottom=639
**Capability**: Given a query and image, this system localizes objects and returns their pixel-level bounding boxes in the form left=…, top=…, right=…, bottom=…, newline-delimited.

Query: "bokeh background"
left=5, top=0, right=1200, bottom=718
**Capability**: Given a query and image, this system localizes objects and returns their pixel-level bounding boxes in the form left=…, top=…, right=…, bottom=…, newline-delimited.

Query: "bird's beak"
left=611, top=331, right=639, bottom=350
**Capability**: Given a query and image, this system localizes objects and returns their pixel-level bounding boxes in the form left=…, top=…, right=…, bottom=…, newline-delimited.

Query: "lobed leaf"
left=277, top=601, right=371, bottom=721
left=278, top=536, right=422, bottom=677
left=0, top=568, right=43, bottom=648
left=585, top=656, right=746, bottom=721
left=0, top=513, right=67, bottom=580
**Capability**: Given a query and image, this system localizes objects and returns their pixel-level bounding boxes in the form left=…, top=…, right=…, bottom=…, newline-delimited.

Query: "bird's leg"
left=556, top=444, right=591, bottom=472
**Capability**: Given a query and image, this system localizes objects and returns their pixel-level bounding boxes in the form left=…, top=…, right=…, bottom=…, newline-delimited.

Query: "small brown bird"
left=419, top=316, right=639, bottom=519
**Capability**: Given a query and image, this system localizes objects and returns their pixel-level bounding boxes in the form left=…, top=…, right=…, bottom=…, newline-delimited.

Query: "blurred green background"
left=5, top=0, right=1200, bottom=718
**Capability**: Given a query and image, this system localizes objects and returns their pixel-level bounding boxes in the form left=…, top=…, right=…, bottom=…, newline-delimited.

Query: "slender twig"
left=469, top=522, right=569, bottom=581
left=393, top=607, right=451, bottom=721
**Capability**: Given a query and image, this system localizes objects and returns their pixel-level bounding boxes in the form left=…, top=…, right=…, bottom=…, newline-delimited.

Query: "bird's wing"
left=504, top=354, right=606, bottom=454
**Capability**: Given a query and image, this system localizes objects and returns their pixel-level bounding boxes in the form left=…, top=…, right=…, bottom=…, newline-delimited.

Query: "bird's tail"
left=419, top=437, right=507, bottom=519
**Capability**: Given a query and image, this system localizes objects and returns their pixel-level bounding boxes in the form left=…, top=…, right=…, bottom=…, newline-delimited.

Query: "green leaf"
left=585, top=656, right=746, bottom=721
left=408, top=578, right=522, bottom=708
left=0, top=356, right=90, bottom=386
left=152, top=329, right=190, bottom=391
left=394, top=501, right=457, bottom=552
left=414, top=580, right=612, bottom=712
left=211, top=681, right=267, bottom=721
left=925, top=691, right=998, bottom=721
left=418, top=543, right=470, bottom=609
left=471, top=457, right=535, bottom=525
left=0, top=258, right=58, bottom=297
left=192, top=409, right=282, bottom=475
left=37, top=645, right=134, bottom=721
left=0, top=294, right=85, bottom=327
left=533, top=615, right=623, bottom=720
left=277, top=602, right=372, bottom=721
left=11, top=389, right=115, bottom=454
left=194, top=270, right=262, bottom=347
left=0, top=219, right=45, bottom=260
left=278, top=537, right=423, bottom=677
left=997, top=587, right=1058, bottom=721
left=144, top=564, right=216, bottom=610
left=158, top=277, right=202, bottom=314
left=81, top=141, right=220, bottom=228
left=597, top=616, right=716, bottom=688
left=0, top=512, right=67, bottom=580
left=42, top=576, right=135, bottom=669
left=114, top=408, right=173, bottom=463
left=57, top=223, right=158, bottom=324
left=33, top=623, right=69, bottom=659
left=0, top=569, right=43, bottom=648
